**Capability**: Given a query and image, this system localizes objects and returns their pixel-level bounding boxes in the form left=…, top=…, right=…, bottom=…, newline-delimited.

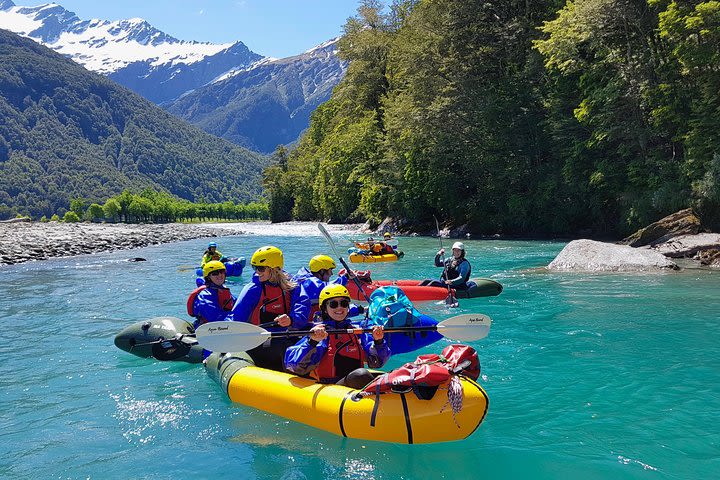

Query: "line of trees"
left=46, top=188, right=269, bottom=223
left=265, top=0, right=720, bottom=236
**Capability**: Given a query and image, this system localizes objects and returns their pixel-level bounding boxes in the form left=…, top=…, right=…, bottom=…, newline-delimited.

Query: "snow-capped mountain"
left=166, top=38, right=346, bottom=153
left=0, top=0, right=346, bottom=151
left=0, top=0, right=262, bottom=103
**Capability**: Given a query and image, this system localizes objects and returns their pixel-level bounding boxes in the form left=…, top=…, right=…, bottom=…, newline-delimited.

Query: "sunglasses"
left=253, top=265, right=268, bottom=272
left=327, top=299, right=349, bottom=309
left=209, top=270, right=225, bottom=276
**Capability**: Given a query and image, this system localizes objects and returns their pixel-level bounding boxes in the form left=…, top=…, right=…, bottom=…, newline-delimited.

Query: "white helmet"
left=452, top=241, right=465, bottom=250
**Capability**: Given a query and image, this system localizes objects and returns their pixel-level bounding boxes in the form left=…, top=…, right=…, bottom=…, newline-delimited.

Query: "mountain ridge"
left=0, top=28, right=269, bottom=219
left=0, top=0, right=345, bottom=152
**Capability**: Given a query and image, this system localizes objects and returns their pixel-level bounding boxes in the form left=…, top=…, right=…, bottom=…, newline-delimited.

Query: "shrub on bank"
left=63, top=211, right=80, bottom=223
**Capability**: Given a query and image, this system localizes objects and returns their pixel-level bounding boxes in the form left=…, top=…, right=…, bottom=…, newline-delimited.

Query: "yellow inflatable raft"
left=349, top=252, right=399, bottom=263
left=205, top=353, right=489, bottom=444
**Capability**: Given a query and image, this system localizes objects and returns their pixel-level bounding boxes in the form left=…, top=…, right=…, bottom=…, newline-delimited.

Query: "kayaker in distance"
left=231, top=246, right=310, bottom=371
left=201, top=241, right=222, bottom=266
left=284, top=284, right=390, bottom=389
left=421, top=241, right=472, bottom=290
left=187, top=260, right=236, bottom=328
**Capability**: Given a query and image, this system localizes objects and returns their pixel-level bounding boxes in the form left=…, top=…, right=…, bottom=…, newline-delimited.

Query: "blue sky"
left=18, top=0, right=368, bottom=58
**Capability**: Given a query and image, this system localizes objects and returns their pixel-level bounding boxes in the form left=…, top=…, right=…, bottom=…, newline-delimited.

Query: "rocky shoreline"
left=547, top=209, right=720, bottom=272
left=0, top=221, right=243, bottom=265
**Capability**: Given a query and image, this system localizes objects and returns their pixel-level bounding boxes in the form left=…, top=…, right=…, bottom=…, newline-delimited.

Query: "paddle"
left=318, top=223, right=373, bottom=305
left=177, top=265, right=199, bottom=273
left=138, top=319, right=279, bottom=360
left=433, top=215, right=458, bottom=307
left=195, top=314, right=492, bottom=353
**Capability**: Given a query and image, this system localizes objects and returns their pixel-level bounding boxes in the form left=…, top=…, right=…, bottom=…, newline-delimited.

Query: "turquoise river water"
left=1, top=224, right=718, bottom=479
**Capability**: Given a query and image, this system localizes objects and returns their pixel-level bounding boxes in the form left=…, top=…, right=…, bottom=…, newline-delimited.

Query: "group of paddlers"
left=188, top=238, right=472, bottom=388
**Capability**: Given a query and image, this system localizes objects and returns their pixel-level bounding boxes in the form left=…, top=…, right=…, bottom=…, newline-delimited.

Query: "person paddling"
left=231, top=246, right=310, bottom=371
left=421, top=241, right=472, bottom=290
left=284, top=284, right=390, bottom=389
left=187, top=260, right=236, bottom=328
left=201, top=242, right=222, bottom=267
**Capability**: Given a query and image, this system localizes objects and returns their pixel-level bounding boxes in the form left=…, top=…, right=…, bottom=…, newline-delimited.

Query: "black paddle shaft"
left=264, top=324, right=439, bottom=339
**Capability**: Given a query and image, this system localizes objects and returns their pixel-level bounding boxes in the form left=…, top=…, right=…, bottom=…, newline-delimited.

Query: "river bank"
left=0, top=221, right=364, bottom=266
left=0, top=222, right=244, bottom=265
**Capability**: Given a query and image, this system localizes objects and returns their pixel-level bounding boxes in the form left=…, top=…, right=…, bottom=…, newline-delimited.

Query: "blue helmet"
left=208, top=242, right=218, bottom=248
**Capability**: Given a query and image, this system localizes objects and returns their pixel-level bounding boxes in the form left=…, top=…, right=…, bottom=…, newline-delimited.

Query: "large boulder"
left=620, top=208, right=704, bottom=247
left=647, top=233, right=720, bottom=258
left=548, top=239, right=678, bottom=272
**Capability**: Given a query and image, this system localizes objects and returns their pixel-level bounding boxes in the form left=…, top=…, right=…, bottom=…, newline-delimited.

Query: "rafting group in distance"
left=114, top=227, right=502, bottom=444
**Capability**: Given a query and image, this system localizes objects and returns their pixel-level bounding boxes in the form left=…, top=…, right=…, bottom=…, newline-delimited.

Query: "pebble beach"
left=0, top=220, right=364, bottom=266
left=0, top=221, right=244, bottom=265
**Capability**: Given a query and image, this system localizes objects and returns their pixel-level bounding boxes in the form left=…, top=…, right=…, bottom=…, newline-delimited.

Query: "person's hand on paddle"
left=438, top=248, right=445, bottom=256
left=275, top=314, right=292, bottom=328
left=309, top=324, right=328, bottom=342
left=371, top=325, right=384, bottom=341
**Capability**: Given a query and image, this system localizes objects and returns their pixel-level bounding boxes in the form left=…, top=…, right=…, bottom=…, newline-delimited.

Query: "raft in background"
left=205, top=352, right=489, bottom=444
left=349, top=252, right=402, bottom=263
left=347, top=278, right=503, bottom=302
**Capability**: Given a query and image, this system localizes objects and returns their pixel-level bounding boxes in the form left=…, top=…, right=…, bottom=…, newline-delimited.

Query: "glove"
left=356, top=305, right=365, bottom=314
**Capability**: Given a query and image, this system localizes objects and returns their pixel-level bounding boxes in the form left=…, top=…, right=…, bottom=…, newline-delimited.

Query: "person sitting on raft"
left=201, top=242, right=222, bottom=266
left=293, top=255, right=364, bottom=320
left=231, top=245, right=310, bottom=372
left=284, top=284, right=390, bottom=389
left=187, top=260, right=236, bottom=328
left=421, top=241, right=472, bottom=290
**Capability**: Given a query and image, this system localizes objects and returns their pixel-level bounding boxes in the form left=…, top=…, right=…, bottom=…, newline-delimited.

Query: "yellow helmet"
left=319, top=284, right=351, bottom=308
left=251, top=245, right=284, bottom=269
left=309, top=254, right=336, bottom=273
left=383, top=232, right=391, bottom=238
left=203, top=260, right=226, bottom=278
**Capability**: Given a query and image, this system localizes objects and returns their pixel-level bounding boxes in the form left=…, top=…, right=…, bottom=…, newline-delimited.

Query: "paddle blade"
left=437, top=314, right=492, bottom=342
left=445, top=292, right=458, bottom=308
left=195, top=321, right=270, bottom=352
left=318, top=223, right=342, bottom=259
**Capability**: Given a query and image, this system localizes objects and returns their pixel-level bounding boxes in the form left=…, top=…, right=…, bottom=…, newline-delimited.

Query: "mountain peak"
left=0, top=0, right=15, bottom=10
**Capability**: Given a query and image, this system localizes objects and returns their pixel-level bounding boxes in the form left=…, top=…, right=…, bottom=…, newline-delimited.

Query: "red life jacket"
left=313, top=333, right=366, bottom=382
left=250, top=283, right=291, bottom=325
left=187, top=286, right=207, bottom=317
left=186, top=285, right=234, bottom=325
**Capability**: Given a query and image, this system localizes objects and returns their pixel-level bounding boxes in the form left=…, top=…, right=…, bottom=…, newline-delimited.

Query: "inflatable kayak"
left=195, top=257, right=246, bottom=287
left=347, top=278, right=503, bottom=302
left=114, top=317, right=203, bottom=363
left=204, top=352, right=489, bottom=444
left=349, top=252, right=400, bottom=263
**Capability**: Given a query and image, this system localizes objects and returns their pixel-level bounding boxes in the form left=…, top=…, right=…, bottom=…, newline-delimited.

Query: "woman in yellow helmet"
left=284, top=284, right=389, bottom=389
left=187, top=260, right=236, bottom=329
left=230, top=245, right=310, bottom=371
left=293, top=254, right=365, bottom=321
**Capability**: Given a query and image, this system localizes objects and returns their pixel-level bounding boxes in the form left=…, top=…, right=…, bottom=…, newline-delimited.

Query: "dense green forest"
left=54, top=189, right=268, bottom=223
left=0, top=29, right=269, bottom=220
left=266, top=0, right=720, bottom=236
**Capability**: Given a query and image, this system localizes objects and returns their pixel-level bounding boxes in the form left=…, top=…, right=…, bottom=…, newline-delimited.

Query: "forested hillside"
left=266, top=0, right=720, bottom=236
left=0, top=29, right=268, bottom=219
